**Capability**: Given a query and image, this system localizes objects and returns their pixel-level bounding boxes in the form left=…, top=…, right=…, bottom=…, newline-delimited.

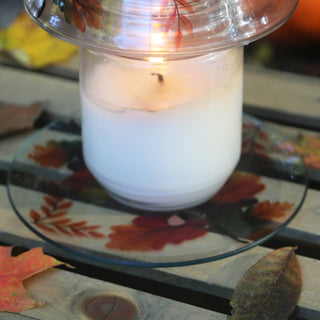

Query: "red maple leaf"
left=106, top=214, right=209, bottom=251
left=0, top=246, right=64, bottom=312
left=212, top=171, right=265, bottom=205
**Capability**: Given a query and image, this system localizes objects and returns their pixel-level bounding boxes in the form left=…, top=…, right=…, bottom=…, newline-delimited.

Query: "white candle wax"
left=80, top=47, right=243, bottom=211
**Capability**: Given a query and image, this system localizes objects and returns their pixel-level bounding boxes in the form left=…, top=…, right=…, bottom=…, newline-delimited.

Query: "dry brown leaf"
left=229, top=247, right=302, bottom=320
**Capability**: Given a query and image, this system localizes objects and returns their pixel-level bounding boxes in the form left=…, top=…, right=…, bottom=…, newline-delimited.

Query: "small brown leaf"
left=229, top=247, right=302, bottom=320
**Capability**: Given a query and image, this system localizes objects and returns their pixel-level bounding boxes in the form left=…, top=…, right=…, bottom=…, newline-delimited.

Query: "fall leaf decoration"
left=106, top=214, right=209, bottom=251
left=30, top=195, right=106, bottom=238
left=28, top=139, right=82, bottom=168
left=212, top=171, right=265, bottom=205
left=28, top=141, right=69, bottom=168
left=52, top=0, right=104, bottom=32
left=242, top=121, right=269, bottom=156
left=0, top=246, right=64, bottom=313
left=0, top=12, right=77, bottom=69
left=228, top=247, right=302, bottom=320
left=274, top=133, right=320, bottom=169
left=296, top=134, right=320, bottom=170
left=161, top=0, right=199, bottom=49
left=252, top=200, right=294, bottom=220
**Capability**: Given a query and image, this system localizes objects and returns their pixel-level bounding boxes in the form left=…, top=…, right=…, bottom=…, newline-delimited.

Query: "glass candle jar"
left=80, top=47, right=243, bottom=210
left=24, top=0, right=298, bottom=211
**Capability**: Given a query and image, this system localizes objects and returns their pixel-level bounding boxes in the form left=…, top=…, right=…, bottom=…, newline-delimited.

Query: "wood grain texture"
left=0, top=185, right=319, bottom=319
left=244, top=65, right=320, bottom=119
left=0, top=267, right=225, bottom=320
left=1, top=60, right=320, bottom=319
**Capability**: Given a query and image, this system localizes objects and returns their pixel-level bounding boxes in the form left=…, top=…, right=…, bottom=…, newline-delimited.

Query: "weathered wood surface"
left=1, top=62, right=320, bottom=319
left=1, top=65, right=319, bottom=242
left=0, top=266, right=225, bottom=320
left=0, top=183, right=319, bottom=319
left=244, top=65, right=320, bottom=120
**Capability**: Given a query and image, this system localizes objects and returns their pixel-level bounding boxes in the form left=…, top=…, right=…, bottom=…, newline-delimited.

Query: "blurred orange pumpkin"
left=268, top=0, right=320, bottom=45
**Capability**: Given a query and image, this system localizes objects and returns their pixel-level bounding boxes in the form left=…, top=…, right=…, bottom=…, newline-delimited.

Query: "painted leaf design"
left=212, top=172, right=265, bottom=205
left=28, top=141, right=69, bottom=168
left=207, top=172, right=294, bottom=242
left=30, top=195, right=106, bottom=239
left=0, top=246, right=64, bottom=312
left=229, top=247, right=302, bottom=320
left=163, top=0, right=199, bottom=49
left=297, top=134, right=320, bottom=169
left=28, top=139, right=83, bottom=169
left=242, top=121, right=269, bottom=156
left=106, top=214, right=209, bottom=251
left=63, top=0, right=103, bottom=32
left=252, top=201, right=294, bottom=220
left=274, top=133, right=320, bottom=170
left=180, top=15, right=193, bottom=35
left=62, top=168, right=99, bottom=192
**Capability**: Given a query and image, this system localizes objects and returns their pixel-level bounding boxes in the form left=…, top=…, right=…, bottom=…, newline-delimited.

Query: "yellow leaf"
left=0, top=12, right=77, bottom=68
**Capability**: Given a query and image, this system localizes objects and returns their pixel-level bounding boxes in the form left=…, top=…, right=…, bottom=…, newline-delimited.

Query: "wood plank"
left=1, top=60, right=320, bottom=319
left=0, top=267, right=225, bottom=320
left=244, top=65, right=320, bottom=120
left=0, top=66, right=79, bottom=116
left=0, top=185, right=319, bottom=319
left=0, top=66, right=80, bottom=169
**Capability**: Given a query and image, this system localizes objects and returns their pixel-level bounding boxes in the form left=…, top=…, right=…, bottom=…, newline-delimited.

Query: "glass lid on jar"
left=24, top=0, right=298, bottom=58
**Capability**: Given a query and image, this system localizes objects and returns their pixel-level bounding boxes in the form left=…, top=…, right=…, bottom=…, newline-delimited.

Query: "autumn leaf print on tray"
left=274, top=133, right=320, bottom=170
left=30, top=194, right=106, bottom=239
left=205, top=172, right=295, bottom=242
left=105, top=172, right=295, bottom=252
left=28, top=139, right=109, bottom=203
left=106, top=214, right=209, bottom=251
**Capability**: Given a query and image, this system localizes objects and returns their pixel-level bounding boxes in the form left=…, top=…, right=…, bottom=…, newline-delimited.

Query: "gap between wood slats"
left=244, top=104, right=320, bottom=132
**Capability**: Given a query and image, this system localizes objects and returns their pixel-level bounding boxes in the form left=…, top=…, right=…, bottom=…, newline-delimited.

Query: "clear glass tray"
left=7, top=112, right=308, bottom=267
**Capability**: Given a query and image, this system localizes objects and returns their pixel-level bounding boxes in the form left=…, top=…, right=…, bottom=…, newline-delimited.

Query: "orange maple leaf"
left=0, top=246, right=64, bottom=312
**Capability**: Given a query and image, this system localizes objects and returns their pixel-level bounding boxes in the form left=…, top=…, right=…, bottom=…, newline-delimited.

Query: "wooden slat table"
left=1, top=52, right=320, bottom=319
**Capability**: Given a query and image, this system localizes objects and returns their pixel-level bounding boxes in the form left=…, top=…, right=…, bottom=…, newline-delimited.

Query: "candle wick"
left=151, top=72, right=164, bottom=85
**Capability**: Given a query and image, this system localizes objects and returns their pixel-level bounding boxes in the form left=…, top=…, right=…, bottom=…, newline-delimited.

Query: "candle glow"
left=80, top=47, right=244, bottom=211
